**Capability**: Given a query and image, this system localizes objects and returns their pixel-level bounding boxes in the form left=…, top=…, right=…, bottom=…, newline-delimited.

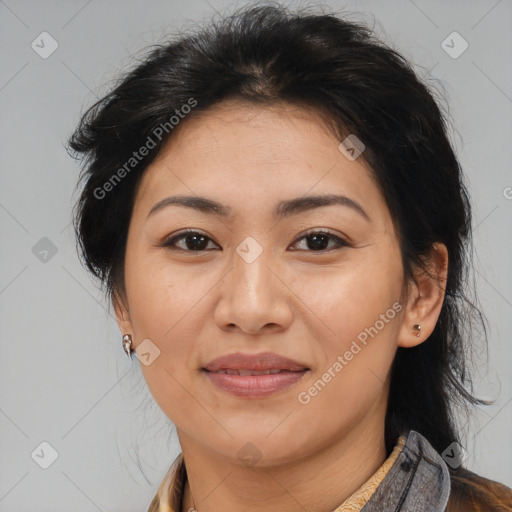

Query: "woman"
left=67, top=4, right=512, bottom=511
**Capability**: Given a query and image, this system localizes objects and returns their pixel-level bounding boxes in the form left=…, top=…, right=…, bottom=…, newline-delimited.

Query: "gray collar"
left=362, top=430, right=451, bottom=512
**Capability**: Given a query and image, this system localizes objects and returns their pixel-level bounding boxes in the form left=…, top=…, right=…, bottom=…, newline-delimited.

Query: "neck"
left=179, top=399, right=389, bottom=512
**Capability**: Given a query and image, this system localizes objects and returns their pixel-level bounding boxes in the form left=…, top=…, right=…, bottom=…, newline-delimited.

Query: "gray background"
left=1, top=0, right=511, bottom=510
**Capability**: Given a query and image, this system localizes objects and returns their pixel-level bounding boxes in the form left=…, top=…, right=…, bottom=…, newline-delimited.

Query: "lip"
left=203, top=351, right=308, bottom=372
left=202, top=351, right=310, bottom=398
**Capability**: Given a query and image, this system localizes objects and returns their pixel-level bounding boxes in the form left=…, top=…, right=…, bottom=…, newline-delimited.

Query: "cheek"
left=125, top=249, right=203, bottom=338
left=291, top=244, right=403, bottom=399
left=295, top=246, right=403, bottom=349
left=123, top=252, right=216, bottom=421
left=290, top=269, right=401, bottom=448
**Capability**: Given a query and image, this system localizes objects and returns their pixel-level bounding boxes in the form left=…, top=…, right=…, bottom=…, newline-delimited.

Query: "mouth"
left=203, top=351, right=309, bottom=373
left=201, top=351, right=310, bottom=398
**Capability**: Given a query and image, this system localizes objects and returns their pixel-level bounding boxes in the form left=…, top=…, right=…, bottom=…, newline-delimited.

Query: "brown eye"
left=290, top=230, right=349, bottom=252
left=162, top=230, right=219, bottom=252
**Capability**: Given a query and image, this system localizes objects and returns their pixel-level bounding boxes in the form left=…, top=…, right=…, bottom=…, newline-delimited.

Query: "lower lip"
left=203, top=369, right=309, bottom=398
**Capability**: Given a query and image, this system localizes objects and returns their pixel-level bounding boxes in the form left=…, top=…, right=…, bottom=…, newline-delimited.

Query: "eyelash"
left=161, top=229, right=350, bottom=253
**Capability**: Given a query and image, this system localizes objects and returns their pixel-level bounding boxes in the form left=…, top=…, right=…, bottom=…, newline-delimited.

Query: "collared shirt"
left=148, top=429, right=510, bottom=512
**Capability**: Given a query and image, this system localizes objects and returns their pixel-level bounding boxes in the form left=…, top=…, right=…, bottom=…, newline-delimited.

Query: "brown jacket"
left=447, top=466, right=512, bottom=511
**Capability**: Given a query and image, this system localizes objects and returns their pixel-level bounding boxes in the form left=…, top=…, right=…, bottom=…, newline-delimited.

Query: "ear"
left=112, top=287, right=134, bottom=336
left=398, top=242, right=448, bottom=348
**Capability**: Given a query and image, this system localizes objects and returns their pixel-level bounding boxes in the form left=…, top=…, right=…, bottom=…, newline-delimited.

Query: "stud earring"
left=122, top=334, right=133, bottom=358
left=413, top=324, right=422, bottom=338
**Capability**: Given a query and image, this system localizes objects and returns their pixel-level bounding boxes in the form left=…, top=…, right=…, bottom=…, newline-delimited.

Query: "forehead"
left=162, top=99, right=346, bottom=161
left=133, top=99, right=388, bottom=226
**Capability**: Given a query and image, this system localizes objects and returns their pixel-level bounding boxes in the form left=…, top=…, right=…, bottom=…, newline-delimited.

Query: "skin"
left=113, top=99, right=448, bottom=512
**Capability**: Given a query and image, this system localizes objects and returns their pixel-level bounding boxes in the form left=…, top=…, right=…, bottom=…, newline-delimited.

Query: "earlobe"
left=397, top=242, right=449, bottom=348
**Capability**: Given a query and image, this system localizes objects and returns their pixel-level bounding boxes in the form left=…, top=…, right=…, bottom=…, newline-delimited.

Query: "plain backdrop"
left=1, top=0, right=511, bottom=510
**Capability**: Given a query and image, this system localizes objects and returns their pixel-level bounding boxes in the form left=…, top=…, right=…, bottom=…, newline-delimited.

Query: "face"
left=115, top=99, right=412, bottom=465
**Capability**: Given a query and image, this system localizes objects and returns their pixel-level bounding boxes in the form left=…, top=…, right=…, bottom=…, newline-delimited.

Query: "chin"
left=204, top=430, right=313, bottom=468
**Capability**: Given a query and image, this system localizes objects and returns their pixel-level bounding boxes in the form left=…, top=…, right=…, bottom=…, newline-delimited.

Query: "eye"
left=162, top=229, right=349, bottom=253
left=289, top=229, right=349, bottom=252
left=162, top=229, right=220, bottom=252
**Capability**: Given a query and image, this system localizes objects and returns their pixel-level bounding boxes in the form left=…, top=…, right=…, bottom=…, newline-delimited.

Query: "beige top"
left=147, top=434, right=407, bottom=512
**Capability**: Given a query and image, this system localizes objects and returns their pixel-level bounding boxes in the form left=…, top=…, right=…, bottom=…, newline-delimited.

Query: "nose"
left=214, top=247, right=294, bottom=335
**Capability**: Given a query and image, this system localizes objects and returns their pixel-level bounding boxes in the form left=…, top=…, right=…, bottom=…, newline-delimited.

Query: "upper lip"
left=203, top=352, right=309, bottom=372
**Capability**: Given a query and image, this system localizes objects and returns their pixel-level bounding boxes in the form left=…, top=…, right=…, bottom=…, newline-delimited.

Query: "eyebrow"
left=147, top=194, right=370, bottom=222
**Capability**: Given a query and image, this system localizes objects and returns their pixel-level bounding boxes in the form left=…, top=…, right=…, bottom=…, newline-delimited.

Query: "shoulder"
left=446, top=466, right=512, bottom=512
